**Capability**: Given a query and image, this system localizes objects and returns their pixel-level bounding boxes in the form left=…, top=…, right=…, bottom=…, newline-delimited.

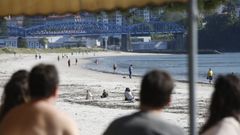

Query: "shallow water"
left=85, top=53, right=240, bottom=83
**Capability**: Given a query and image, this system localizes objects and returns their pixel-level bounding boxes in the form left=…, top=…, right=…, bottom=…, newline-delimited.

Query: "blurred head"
left=140, top=70, right=174, bottom=110
left=29, top=64, right=59, bottom=100
left=200, top=74, right=240, bottom=133
left=0, top=70, right=29, bottom=121
left=125, top=87, right=130, bottom=92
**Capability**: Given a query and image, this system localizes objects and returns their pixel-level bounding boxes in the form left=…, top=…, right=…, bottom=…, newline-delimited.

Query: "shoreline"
left=84, top=65, right=210, bottom=85
left=82, top=54, right=211, bottom=85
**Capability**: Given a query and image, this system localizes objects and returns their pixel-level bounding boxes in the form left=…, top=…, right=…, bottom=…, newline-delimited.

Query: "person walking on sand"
left=38, top=54, right=41, bottom=60
left=75, top=58, right=78, bottom=65
left=103, top=70, right=185, bottom=135
left=207, top=68, right=214, bottom=84
left=57, top=56, right=60, bottom=62
left=0, top=64, right=79, bottom=135
left=128, top=64, right=133, bottom=79
left=68, top=59, right=71, bottom=67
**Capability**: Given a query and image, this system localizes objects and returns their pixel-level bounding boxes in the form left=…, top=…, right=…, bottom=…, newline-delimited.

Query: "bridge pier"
left=175, top=33, right=185, bottom=50
left=169, top=33, right=185, bottom=50
left=104, top=37, right=108, bottom=50
left=120, top=34, right=131, bottom=51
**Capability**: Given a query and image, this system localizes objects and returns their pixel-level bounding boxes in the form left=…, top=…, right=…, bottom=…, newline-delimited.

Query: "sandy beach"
left=0, top=51, right=213, bottom=135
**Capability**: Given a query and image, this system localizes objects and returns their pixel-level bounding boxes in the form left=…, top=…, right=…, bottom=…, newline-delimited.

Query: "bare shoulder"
left=40, top=103, right=80, bottom=135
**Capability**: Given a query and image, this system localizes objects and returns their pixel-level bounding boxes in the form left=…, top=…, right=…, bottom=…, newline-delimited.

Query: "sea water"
left=85, top=53, right=240, bottom=83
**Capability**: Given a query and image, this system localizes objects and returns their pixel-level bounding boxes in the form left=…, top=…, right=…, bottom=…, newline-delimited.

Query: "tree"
left=17, top=37, right=28, bottom=48
left=199, top=13, right=240, bottom=52
left=161, top=10, right=186, bottom=22
left=38, top=37, right=49, bottom=49
left=22, top=17, right=33, bottom=28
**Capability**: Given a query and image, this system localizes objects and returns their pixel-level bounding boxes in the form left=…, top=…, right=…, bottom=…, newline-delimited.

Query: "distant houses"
left=0, top=37, right=41, bottom=48
left=0, top=36, right=101, bottom=49
left=0, top=37, right=18, bottom=48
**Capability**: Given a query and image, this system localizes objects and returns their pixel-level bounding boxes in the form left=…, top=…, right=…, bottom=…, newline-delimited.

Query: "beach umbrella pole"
left=188, top=0, right=198, bottom=135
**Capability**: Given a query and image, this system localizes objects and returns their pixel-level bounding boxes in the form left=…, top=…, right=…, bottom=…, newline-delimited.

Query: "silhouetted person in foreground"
left=0, top=70, right=29, bottom=121
left=200, top=74, right=240, bottom=135
left=104, top=70, right=185, bottom=135
left=0, top=64, right=79, bottom=135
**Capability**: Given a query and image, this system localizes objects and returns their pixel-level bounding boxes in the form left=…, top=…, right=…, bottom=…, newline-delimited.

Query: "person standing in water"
left=113, top=64, right=117, bottom=73
left=128, top=64, right=133, bottom=79
left=207, top=68, right=214, bottom=84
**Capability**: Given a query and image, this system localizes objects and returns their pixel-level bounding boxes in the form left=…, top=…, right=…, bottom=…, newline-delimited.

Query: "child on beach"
left=124, top=88, right=135, bottom=102
left=101, top=90, right=108, bottom=98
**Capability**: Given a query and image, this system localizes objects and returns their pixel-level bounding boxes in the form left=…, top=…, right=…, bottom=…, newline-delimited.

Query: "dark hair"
left=125, top=87, right=130, bottom=92
left=29, top=64, right=59, bottom=99
left=200, top=74, right=240, bottom=133
left=140, top=70, right=174, bottom=109
left=0, top=70, right=29, bottom=121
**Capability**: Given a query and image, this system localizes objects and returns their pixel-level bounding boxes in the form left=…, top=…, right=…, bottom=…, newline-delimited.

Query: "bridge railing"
left=7, top=21, right=185, bottom=36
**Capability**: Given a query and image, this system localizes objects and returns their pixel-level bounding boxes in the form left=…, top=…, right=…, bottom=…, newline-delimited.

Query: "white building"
left=143, top=8, right=150, bottom=22
left=0, top=37, right=18, bottom=48
left=101, top=12, right=108, bottom=24
left=115, top=11, right=123, bottom=25
left=26, top=37, right=42, bottom=48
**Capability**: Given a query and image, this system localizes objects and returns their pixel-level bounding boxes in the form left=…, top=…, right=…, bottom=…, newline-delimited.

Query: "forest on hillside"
left=199, top=1, right=240, bottom=52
